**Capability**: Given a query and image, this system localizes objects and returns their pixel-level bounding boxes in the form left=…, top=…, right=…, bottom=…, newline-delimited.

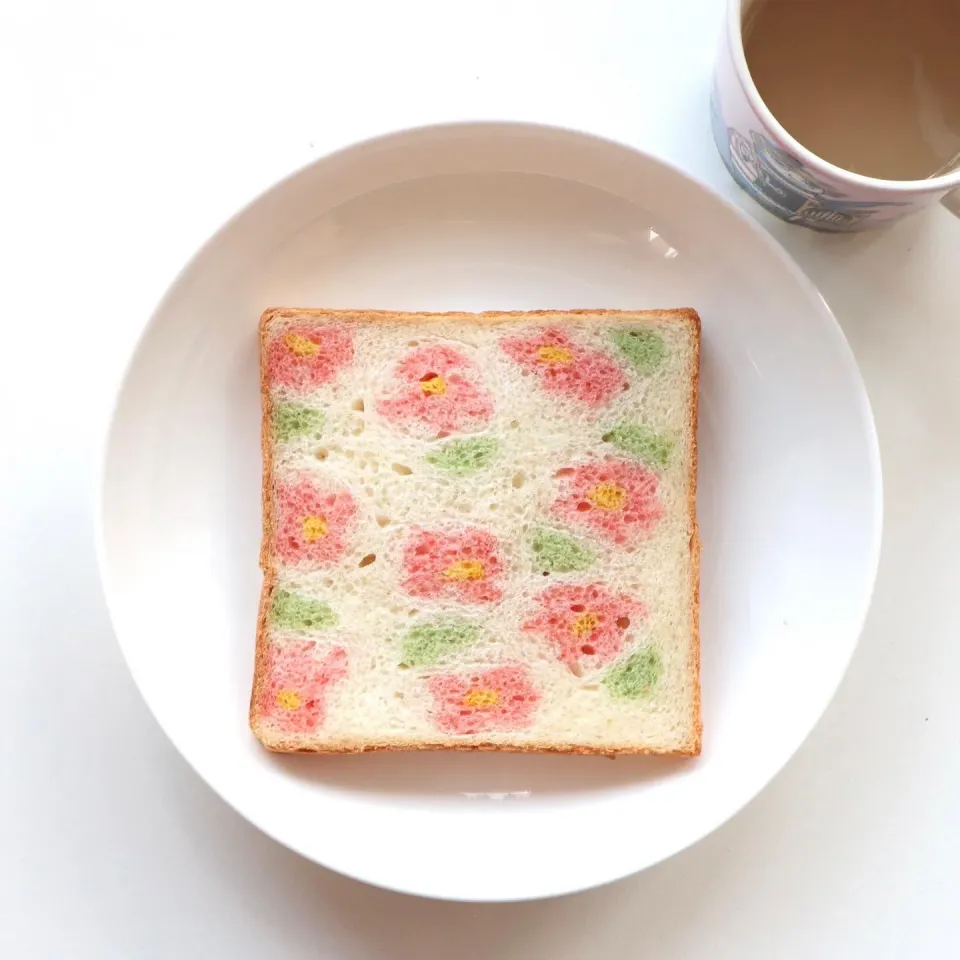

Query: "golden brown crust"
left=249, top=311, right=280, bottom=733
left=254, top=736, right=700, bottom=757
left=684, top=310, right=702, bottom=756
left=257, top=305, right=702, bottom=327
left=251, top=307, right=702, bottom=756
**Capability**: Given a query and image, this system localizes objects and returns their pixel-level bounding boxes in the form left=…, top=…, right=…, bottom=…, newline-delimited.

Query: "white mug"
left=712, top=0, right=960, bottom=231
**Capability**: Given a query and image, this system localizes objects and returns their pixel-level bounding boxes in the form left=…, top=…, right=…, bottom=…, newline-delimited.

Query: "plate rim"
left=93, top=119, right=883, bottom=901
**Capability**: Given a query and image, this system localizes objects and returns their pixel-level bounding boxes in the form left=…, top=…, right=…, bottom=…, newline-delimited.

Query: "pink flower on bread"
left=258, top=641, right=347, bottom=733
left=274, top=478, right=357, bottom=566
left=401, top=527, right=505, bottom=604
left=551, top=459, right=662, bottom=546
left=428, top=665, right=539, bottom=735
left=522, top=583, right=644, bottom=669
left=499, top=327, right=627, bottom=407
left=377, top=344, right=494, bottom=437
left=266, top=324, right=354, bottom=393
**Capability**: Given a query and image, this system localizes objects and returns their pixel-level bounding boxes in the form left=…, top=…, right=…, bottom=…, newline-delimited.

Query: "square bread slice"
left=252, top=308, right=700, bottom=756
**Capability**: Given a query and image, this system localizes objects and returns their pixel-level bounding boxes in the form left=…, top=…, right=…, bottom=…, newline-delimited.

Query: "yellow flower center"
left=463, top=689, right=499, bottom=708
left=276, top=689, right=302, bottom=710
left=284, top=333, right=319, bottom=357
left=443, top=559, right=486, bottom=581
left=587, top=483, right=627, bottom=511
left=536, top=345, right=574, bottom=365
left=302, top=514, right=328, bottom=541
left=420, top=375, right=447, bottom=396
left=571, top=611, right=600, bottom=638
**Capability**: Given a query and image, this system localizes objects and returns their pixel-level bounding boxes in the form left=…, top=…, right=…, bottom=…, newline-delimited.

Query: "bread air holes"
left=375, top=513, right=391, bottom=528
left=511, top=471, right=526, bottom=489
left=581, top=644, right=596, bottom=656
left=358, top=553, right=377, bottom=568
left=351, top=398, right=365, bottom=412
left=616, top=616, right=630, bottom=629
left=314, top=447, right=329, bottom=461
left=392, top=463, right=413, bottom=476
left=553, top=467, right=575, bottom=478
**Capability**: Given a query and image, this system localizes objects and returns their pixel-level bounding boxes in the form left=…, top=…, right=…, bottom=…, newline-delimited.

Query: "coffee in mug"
left=711, top=0, right=960, bottom=230
left=743, top=0, right=960, bottom=182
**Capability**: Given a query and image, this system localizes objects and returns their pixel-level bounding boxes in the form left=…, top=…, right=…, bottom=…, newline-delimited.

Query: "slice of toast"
left=251, top=308, right=700, bottom=755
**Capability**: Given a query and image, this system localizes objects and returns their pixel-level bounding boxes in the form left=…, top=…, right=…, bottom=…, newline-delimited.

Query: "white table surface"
left=2, top=1, right=959, bottom=956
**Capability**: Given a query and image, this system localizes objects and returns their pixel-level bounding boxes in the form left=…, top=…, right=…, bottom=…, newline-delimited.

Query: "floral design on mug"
left=710, top=88, right=911, bottom=231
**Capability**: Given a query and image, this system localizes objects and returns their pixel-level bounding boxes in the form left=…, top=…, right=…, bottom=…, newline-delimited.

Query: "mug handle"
left=942, top=190, right=960, bottom=218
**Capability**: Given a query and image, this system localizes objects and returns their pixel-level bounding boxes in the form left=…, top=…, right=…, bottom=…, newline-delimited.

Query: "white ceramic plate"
left=97, top=122, right=881, bottom=902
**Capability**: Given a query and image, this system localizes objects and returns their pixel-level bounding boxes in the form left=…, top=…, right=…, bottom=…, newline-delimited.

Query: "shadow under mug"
left=712, top=0, right=960, bottom=232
